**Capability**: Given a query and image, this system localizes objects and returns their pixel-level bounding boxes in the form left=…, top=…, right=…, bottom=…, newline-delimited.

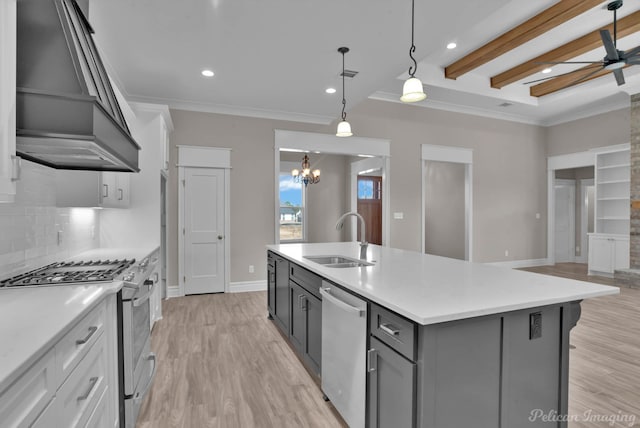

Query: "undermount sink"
left=304, top=255, right=374, bottom=268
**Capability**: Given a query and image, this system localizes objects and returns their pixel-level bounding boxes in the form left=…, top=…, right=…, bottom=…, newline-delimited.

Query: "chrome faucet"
left=335, top=212, right=368, bottom=260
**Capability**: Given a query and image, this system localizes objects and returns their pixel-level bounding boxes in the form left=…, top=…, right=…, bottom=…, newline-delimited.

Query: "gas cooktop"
left=0, top=259, right=136, bottom=287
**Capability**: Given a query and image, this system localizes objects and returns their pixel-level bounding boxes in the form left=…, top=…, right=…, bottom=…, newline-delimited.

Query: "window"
left=358, top=176, right=382, bottom=200
left=279, top=172, right=304, bottom=241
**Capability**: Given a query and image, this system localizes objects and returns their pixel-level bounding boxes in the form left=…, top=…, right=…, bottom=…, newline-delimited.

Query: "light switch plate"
left=530, top=312, right=542, bottom=340
left=393, top=212, right=404, bottom=220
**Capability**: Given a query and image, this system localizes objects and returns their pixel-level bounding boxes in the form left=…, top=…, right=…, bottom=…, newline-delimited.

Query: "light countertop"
left=0, top=282, right=122, bottom=393
left=267, top=242, right=619, bottom=325
left=0, top=245, right=158, bottom=394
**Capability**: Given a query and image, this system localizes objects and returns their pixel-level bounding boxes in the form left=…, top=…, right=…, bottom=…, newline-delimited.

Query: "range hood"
left=16, top=0, right=140, bottom=172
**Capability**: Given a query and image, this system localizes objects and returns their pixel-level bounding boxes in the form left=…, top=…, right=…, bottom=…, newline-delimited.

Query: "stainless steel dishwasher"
left=319, top=280, right=367, bottom=428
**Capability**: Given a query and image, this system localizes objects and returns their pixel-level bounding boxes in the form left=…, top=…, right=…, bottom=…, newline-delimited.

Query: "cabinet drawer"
left=57, top=333, right=108, bottom=428
left=0, top=348, right=56, bottom=428
left=31, top=396, right=58, bottom=428
left=290, top=263, right=322, bottom=298
left=84, top=386, right=110, bottom=428
left=370, top=304, right=417, bottom=361
left=55, top=299, right=106, bottom=384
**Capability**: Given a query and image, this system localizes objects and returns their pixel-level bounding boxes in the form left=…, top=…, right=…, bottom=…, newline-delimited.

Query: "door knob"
left=218, top=235, right=224, bottom=240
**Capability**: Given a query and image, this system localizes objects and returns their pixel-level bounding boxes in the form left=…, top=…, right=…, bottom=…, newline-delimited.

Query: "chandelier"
left=292, top=155, right=320, bottom=186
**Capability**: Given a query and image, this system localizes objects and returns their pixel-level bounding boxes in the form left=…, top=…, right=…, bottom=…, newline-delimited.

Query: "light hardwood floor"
left=521, top=264, right=640, bottom=428
left=138, top=264, right=639, bottom=427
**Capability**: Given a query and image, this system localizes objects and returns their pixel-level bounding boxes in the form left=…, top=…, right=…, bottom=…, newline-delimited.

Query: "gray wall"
left=168, top=99, right=552, bottom=285
left=545, top=108, right=630, bottom=156
left=424, top=161, right=466, bottom=260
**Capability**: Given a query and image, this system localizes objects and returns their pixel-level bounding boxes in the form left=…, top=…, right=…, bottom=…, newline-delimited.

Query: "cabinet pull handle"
left=301, top=295, right=307, bottom=311
left=379, top=323, right=400, bottom=337
left=103, top=184, right=109, bottom=198
left=118, top=188, right=123, bottom=200
left=367, top=349, right=377, bottom=372
left=76, top=326, right=98, bottom=345
left=77, top=376, right=99, bottom=401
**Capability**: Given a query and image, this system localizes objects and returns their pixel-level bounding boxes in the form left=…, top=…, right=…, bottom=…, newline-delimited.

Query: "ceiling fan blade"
left=523, top=64, right=602, bottom=85
left=535, top=61, right=603, bottom=65
left=613, top=69, right=625, bottom=86
left=555, top=68, right=600, bottom=92
left=624, top=46, right=640, bottom=57
left=600, top=30, right=619, bottom=61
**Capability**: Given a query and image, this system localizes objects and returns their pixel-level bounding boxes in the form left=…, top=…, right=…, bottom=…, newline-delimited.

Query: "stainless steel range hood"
left=16, top=0, right=140, bottom=172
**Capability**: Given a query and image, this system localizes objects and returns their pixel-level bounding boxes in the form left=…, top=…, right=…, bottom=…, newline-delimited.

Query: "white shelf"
left=598, top=179, right=630, bottom=185
left=598, top=163, right=630, bottom=170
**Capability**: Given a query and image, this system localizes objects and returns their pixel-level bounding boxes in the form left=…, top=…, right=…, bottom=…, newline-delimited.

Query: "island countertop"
left=266, top=242, right=619, bottom=325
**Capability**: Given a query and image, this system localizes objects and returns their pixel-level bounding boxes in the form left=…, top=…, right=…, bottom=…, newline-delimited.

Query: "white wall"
left=0, top=161, right=99, bottom=278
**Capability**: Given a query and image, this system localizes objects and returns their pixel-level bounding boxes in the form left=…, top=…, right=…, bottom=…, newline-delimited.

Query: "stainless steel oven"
left=119, top=252, right=159, bottom=428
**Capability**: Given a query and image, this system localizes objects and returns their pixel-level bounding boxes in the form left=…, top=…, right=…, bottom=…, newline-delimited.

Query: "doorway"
left=421, top=144, right=473, bottom=261
left=357, top=175, right=382, bottom=245
left=274, top=130, right=391, bottom=245
left=554, top=179, right=576, bottom=263
left=178, top=145, right=231, bottom=296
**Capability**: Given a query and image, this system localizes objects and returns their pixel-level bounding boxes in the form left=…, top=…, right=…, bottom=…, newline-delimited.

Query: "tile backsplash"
left=0, top=160, right=99, bottom=278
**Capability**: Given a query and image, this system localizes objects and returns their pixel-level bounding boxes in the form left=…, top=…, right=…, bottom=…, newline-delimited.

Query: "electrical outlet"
left=504, top=250, right=509, bottom=257
left=57, top=230, right=63, bottom=246
left=249, top=265, right=255, bottom=273
left=535, top=213, right=540, bottom=219
left=530, top=312, right=542, bottom=340
left=576, top=246, right=580, bottom=253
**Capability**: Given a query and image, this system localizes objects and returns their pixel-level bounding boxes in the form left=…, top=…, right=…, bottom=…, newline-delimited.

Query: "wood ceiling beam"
left=444, top=0, right=604, bottom=80
left=491, top=9, right=640, bottom=89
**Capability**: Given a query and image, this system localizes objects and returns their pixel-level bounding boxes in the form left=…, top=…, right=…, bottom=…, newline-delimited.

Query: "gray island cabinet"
left=267, top=243, right=618, bottom=428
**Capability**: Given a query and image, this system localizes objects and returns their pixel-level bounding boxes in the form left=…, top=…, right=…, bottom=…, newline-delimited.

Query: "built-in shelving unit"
left=595, top=147, right=630, bottom=236
left=588, top=144, right=630, bottom=276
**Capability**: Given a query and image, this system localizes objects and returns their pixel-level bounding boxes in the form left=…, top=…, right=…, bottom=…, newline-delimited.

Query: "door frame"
left=579, top=179, right=594, bottom=264
left=421, top=144, right=473, bottom=261
left=554, top=179, right=576, bottom=263
left=274, top=130, right=391, bottom=246
left=547, top=151, right=594, bottom=265
left=177, top=145, right=231, bottom=296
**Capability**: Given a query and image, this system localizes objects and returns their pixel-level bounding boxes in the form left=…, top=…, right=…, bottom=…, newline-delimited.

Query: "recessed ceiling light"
left=542, top=68, right=552, bottom=74
left=325, top=87, right=336, bottom=94
left=201, top=69, right=215, bottom=77
left=446, top=42, right=457, bottom=50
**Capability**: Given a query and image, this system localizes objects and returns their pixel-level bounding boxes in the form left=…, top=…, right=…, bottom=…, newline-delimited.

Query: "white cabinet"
left=588, top=233, right=629, bottom=276
left=55, top=170, right=131, bottom=208
left=0, top=295, right=119, bottom=427
left=0, top=0, right=18, bottom=203
left=588, top=145, right=631, bottom=276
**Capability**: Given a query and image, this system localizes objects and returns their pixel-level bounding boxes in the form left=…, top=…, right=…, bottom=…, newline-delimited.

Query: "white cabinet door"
left=0, top=0, right=17, bottom=203
left=614, top=238, right=630, bottom=270
left=102, top=172, right=130, bottom=208
left=588, top=235, right=613, bottom=274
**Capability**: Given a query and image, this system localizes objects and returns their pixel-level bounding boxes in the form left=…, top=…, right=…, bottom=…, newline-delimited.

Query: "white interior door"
left=554, top=180, right=575, bottom=263
left=184, top=167, right=225, bottom=294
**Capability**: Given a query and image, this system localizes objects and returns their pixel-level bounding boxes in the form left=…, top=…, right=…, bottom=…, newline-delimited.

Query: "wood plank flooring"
left=138, top=264, right=639, bottom=427
left=521, top=264, right=640, bottom=428
left=136, top=292, right=345, bottom=428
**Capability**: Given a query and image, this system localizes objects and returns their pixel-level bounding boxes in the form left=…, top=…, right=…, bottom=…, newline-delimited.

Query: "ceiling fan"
left=524, top=0, right=640, bottom=88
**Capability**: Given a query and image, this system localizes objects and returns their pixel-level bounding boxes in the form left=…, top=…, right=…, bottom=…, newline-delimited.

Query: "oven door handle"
left=133, top=353, right=157, bottom=403
left=132, top=280, right=156, bottom=307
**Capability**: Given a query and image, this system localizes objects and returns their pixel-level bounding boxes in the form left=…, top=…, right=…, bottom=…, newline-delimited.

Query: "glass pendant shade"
left=400, top=77, right=427, bottom=103
left=336, top=120, right=353, bottom=137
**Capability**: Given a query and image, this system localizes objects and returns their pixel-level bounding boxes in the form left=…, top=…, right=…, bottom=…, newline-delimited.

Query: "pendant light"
left=400, top=0, right=427, bottom=103
left=336, top=47, right=353, bottom=137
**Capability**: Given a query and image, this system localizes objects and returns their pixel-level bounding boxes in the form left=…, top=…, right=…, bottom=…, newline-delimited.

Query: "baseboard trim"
left=166, top=286, right=181, bottom=298
left=485, top=258, right=550, bottom=269
left=229, top=280, right=267, bottom=293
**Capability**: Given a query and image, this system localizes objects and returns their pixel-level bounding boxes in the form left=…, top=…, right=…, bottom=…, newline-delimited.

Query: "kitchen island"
left=267, top=242, right=618, bottom=428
